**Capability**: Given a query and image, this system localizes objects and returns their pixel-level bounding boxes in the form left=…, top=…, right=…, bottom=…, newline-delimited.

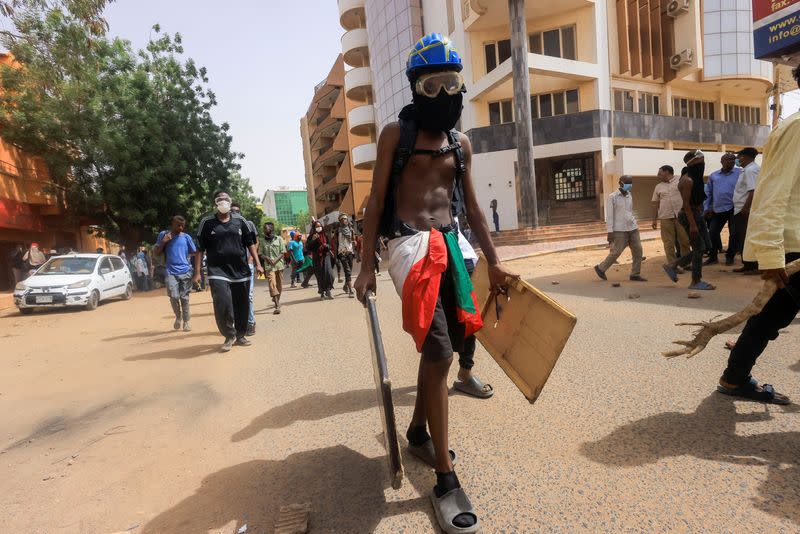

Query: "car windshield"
left=36, top=257, right=97, bottom=275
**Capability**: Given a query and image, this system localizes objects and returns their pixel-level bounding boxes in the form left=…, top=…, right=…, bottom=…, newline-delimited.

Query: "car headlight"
left=15, top=282, right=27, bottom=291
left=67, top=279, right=92, bottom=289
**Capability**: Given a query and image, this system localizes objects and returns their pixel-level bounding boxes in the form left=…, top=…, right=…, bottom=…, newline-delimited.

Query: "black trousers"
left=314, top=255, right=334, bottom=295
left=708, top=209, right=735, bottom=260
left=209, top=279, right=250, bottom=339
left=722, top=253, right=800, bottom=386
left=458, top=259, right=477, bottom=371
left=732, top=212, right=759, bottom=271
left=339, top=252, right=354, bottom=289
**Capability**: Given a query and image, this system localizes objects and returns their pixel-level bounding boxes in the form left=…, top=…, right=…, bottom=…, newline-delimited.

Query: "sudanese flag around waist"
left=387, top=228, right=483, bottom=352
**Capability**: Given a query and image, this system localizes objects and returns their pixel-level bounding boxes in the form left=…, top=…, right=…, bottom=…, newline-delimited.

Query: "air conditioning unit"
left=670, top=49, right=694, bottom=69
left=666, top=0, right=690, bottom=17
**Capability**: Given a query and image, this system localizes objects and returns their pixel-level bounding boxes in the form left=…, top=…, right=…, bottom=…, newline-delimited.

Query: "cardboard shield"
left=471, top=254, right=577, bottom=404
left=364, top=291, right=404, bottom=489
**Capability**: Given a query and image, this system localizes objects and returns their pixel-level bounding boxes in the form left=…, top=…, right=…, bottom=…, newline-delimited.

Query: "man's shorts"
left=421, top=272, right=466, bottom=362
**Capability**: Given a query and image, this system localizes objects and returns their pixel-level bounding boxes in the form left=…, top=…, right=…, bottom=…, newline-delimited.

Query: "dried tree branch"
left=663, top=259, right=800, bottom=358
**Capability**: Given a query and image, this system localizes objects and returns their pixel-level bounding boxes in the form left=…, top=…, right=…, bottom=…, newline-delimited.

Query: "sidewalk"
left=495, top=229, right=661, bottom=262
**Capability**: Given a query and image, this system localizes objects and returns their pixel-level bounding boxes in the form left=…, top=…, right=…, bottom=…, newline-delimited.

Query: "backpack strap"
left=448, top=129, right=467, bottom=218
left=378, top=118, right=419, bottom=237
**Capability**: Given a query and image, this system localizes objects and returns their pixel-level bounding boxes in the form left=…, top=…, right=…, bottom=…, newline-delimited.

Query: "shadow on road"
left=141, top=445, right=435, bottom=534
left=581, top=393, right=800, bottom=525
left=232, top=386, right=417, bottom=442
left=125, top=344, right=220, bottom=361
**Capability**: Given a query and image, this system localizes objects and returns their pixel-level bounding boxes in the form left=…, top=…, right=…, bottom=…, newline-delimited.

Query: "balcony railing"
left=467, top=111, right=771, bottom=154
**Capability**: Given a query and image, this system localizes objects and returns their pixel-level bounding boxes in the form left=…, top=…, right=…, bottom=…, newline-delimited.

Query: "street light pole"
left=508, top=0, right=539, bottom=228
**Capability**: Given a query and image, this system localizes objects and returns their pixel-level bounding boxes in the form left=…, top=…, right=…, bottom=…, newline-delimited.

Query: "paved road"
left=1, top=241, right=798, bottom=533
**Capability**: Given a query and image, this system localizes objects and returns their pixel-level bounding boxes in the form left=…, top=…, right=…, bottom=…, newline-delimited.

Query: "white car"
left=14, top=254, right=134, bottom=314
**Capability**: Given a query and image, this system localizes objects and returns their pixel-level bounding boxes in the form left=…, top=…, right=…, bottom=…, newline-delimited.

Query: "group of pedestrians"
left=594, top=146, right=762, bottom=291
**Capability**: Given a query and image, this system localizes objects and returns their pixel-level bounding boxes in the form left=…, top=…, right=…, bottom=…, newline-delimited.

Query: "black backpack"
left=378, top=115, right=467, bottom=238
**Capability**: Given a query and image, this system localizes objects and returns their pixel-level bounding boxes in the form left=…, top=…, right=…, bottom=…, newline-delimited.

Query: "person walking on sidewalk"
left=194, top=191, right=264, bottom=353
left=334, top=213, right=356, bottom=298
left=155, top=215, right=197, bottom=332
left=307, top=221, right=334, bottom=300
left=287, top=231, right=303, bottom=287
left=231, top=202, right=259, bottom=336
left=731, top=147, right=761, bottom=274
left=703, top=153, right=740, bottom=266
left=259, top=221, right=285, bottom=314
left=651, top=165, right=690, bottom=271
left=662, top=151, right=716, bottom=290
left=715, top=68, right=800, bottom=404
left=595, top=175, right=647, bottom=282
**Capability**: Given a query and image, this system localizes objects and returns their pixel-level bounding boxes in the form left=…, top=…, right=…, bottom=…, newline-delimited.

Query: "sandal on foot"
left=688, top=281, right=716, bottom=290
left=408, top=440, right=457, bottom=468
left=717, top=381, right=790, bottom=405
left=662, top=264, right=678, bottom=283
left=430, top=487, right=480, bottom=534
left=453, top=376, right=494, bottom=399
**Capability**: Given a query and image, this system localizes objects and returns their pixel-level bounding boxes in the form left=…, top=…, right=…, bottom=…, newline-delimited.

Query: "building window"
left=672, top=97, right=715, bottom=120
left=613, top=90, right=634, bottom=112
left=531, top=89, right=579, bottom=118
left=553, top=157, right=596, bottom=201
left=638, top=92, right=660, bottom=115
left=484, top=39, right=511, bottom=74
left=725, top=104, right=760, bottom=125
left=529, top=25, right=577, bottom=60
left=488, top=99, right=514, bottom=125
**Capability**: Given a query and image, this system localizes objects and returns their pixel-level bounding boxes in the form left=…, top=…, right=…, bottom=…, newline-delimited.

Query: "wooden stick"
left=663, top=259, right=800, bottom=358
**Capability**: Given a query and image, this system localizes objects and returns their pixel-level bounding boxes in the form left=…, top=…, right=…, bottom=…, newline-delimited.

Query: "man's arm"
left=460, top=134, right=518, bottom=289
left=354, top=123, right=400, bottom=302
left=651, top=201, right=660, bottom=230
left=605, top=193, right=615, bottom=240
left=154, top=231, right=170, bottom=255
left=704, top=177, right=713, bottom=216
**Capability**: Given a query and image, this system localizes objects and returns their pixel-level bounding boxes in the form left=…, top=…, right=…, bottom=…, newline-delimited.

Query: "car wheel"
left=86, top=290, right=100, bottom=311
left=122, top=283, right=133, bottom=300
left=19, top=307, right=33, bottom=315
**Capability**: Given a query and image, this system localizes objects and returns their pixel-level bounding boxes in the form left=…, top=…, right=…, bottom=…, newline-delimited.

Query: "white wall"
left=471, top=149, right=519, bottom=230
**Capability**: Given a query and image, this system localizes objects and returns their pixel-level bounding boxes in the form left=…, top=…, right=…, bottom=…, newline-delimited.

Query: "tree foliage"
left=294, top=210, right=312, bottom=232
left=0, top=4, right=250, bottom=249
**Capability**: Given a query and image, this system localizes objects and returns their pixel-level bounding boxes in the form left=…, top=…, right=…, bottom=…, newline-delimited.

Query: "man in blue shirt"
left=155, top=215, right=197, bottom=332
left=703, top=153, right=741, bottom=265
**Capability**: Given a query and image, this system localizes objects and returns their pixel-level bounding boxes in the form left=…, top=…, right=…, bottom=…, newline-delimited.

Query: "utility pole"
left=772, top=63, right=782, bottom=129
left=508, top=0, right=539, bottom=228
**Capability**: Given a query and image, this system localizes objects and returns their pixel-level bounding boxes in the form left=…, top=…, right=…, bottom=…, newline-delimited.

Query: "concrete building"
left=261, top=188, right=309, bottom=228
left=334, top=0, right=785, bottom=233
left=300, top=53, right=376, bottom=224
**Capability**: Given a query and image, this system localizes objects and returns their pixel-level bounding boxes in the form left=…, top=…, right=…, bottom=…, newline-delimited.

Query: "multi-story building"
left=261, top=188, right=309, bottom=228
left=300, top=53, right=376, bottom=225
left=332, top=0, right=789, bottom=232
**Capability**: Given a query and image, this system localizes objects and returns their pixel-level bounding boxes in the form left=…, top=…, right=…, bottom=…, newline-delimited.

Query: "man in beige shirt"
left=651, top=165, right=690, bottom=269
left=715, top=66, right=800, bottom=405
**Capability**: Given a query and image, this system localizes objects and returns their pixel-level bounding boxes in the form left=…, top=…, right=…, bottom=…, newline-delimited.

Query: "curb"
left=499, top=235, right=661, bottom=263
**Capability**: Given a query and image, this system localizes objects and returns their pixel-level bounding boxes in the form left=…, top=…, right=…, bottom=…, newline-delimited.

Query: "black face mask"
left=412, top=90, right=463, bottom=132
left=687, top=162, right=705, bottom=181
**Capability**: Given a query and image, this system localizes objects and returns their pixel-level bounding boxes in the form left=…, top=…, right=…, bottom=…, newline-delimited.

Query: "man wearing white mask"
left=194, top=191, right=264, bottom=353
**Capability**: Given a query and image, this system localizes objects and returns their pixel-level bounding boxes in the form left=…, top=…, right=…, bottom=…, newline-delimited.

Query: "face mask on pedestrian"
left=621, top=183, right=633, bottom=192
left=315, top=226, right=322, bottom=233
left=412, top=88, right=463, bottom=132
left=735, top=158, right=741, bottom=167
left=216, top=199, right=231, bottom=214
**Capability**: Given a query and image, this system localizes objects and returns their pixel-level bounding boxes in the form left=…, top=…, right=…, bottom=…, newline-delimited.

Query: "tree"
left=295, top=210, right=312, bottom=232
left=0, top=7, right=245, bottom=249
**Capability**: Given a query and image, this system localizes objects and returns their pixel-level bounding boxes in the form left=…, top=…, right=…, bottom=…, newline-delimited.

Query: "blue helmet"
left=406, top=33, right=463, bottom=80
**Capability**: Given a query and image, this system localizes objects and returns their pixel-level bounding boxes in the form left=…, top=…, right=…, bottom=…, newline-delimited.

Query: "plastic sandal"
left=408, top=440, right=457, bottom=468
left=453, top=376, right=494, bottom=399
left=430, top=487, right=480, bottom=534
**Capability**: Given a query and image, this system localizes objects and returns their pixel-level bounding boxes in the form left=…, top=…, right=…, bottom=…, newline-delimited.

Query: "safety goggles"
left=414, top=71, right=465, bottom=98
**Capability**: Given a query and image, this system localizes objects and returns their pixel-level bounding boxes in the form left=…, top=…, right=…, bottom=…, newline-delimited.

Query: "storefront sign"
left=753, top=0, right=800, bottom=22
left=0, top=198, right=44, bottom=231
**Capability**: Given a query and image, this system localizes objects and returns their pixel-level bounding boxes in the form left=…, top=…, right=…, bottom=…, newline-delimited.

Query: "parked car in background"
left=13, top=254, right=133, bottom=314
